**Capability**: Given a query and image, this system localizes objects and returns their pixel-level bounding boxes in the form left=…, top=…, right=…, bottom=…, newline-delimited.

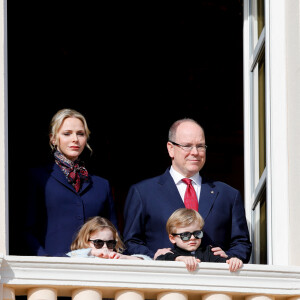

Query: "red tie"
left=182, top=178, right=198, bottom=211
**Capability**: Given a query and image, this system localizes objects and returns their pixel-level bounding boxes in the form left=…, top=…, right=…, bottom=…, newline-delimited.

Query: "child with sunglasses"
left=155, top=208, right=243, bottom=272
left=67, top=216, right=150, bottom=260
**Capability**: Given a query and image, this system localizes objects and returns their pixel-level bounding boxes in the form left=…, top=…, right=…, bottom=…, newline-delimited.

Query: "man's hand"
left=154, top=248, right=172, bottom=260
left=175, top=256, right=200, bottom=272
left=211, top=247, right=228, bottom=258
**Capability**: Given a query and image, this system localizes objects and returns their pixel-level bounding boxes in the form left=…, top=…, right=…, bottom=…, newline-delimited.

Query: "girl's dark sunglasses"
left=172, top=230, right=203, bottom=241
left=89, top=239, right=117, bottom=249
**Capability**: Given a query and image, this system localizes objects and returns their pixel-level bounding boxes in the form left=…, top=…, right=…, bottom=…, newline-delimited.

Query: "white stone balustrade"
left=1, top=253, right=300, bottom=300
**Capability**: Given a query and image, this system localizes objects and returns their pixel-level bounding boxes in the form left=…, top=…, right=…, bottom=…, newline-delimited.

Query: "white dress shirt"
left=169, top=166, right=202, bottom=204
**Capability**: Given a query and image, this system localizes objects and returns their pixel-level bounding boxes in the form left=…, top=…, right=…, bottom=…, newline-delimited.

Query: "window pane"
left=260, top=191, right=267, bottom=264
left=258, top=56, right=266, bottom=177
left=257, top=0, right=265, bottom=37
left=251, top=0, right=265, bottom=48
left=253, top=184, right=267, bottom=264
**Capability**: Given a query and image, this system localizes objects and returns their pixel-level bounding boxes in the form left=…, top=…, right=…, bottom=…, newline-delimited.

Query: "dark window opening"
left=8, top=2, right=244, bottom=254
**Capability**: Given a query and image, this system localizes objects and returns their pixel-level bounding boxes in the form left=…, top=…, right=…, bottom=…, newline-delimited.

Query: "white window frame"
left=244, top=0, right=269, bottom=264
left=0, top=0, right=291, bottom=264
left=0, top=0, right=8, bottom=255
left=244, top=0, right=290, bottom=265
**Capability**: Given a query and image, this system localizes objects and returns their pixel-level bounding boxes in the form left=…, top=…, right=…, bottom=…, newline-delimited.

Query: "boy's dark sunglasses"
left=172, top=230, right=203, bottom=241
left=88, top=239, right=117, bottom=249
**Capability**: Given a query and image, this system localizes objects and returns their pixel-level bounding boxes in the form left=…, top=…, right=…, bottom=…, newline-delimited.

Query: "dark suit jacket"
left=156, top=244, right=228, bottom=263
left=123, top=168, right=251, bottom=262
left=25, top=163, right=117, bottom=257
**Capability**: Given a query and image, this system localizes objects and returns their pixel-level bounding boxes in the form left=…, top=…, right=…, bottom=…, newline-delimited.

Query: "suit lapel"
left=199, top=178, right=218, bottom=220
left=158, top=169, right=186, bottom=208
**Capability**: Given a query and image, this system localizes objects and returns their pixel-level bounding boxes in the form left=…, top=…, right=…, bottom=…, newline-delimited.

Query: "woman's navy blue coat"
left=25, top=163, right=117, bottom=257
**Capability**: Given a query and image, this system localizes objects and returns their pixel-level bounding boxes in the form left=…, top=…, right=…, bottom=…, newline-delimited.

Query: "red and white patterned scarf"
left=54, top=151, right=88, bottom=192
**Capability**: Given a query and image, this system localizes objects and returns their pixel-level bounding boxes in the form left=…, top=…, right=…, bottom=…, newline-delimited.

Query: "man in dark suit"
left=123, top=118, right=252, bottom=262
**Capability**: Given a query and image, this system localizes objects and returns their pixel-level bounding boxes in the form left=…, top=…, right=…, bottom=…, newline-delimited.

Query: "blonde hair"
left=49, top=108, right=92, bottom=153
left=71, top=216, right=125, bottom=253
left=166, top=208, right=205, bottom=235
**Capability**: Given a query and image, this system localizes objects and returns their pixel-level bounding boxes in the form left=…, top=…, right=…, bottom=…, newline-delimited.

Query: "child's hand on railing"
left=175, top=256, right=200, bottom=272
left=226, top=257, right=243, bottom=272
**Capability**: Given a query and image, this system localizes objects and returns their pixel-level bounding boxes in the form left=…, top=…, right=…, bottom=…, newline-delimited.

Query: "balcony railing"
left=1, top=253, right=300, bottom=300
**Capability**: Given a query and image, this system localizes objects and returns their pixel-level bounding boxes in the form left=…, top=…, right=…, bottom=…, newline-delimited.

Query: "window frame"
left=244, top=0, right=291, bottom=265
left=243, top=0, right=271, bottom=264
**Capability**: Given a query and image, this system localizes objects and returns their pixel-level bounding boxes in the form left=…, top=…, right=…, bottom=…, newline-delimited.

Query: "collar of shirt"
left=169, top=166, right=202, bottom=202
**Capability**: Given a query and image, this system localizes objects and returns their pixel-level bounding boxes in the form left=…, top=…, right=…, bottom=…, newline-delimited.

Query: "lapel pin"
left=211, top=191, right=214, bottom=194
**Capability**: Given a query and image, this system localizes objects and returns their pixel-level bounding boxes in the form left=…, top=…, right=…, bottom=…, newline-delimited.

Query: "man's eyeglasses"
left=88, top=239, right=117, bottom=249
left=172, top=230, right=203, bottom=241
left=169, top=141, right=207, bottom=152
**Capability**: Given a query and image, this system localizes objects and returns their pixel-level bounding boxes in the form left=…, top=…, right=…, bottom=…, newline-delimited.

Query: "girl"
left=67, top=216, right=150, bottom=260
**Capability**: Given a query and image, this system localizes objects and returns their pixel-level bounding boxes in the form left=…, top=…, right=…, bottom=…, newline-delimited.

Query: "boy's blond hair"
left=71, top=216, right=125, bottom=253
left=166, top=208, right=205, bottom=234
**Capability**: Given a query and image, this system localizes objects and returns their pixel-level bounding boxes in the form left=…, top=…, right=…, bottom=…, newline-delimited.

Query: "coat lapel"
left=198, top=178, right=218, bottom=220
left=49, top=163, right=92, bottom=194
left=80, top=177, right=92, bottom=194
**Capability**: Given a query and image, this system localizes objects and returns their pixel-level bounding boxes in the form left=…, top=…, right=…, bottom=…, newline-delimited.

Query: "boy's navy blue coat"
left=123, top=168, right=252, bottom=262
left=25, top=163, right=117, bottom=257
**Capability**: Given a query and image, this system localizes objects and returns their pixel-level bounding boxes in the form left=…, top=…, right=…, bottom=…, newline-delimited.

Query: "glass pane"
left=251, top=0, right=265, bottom=48
left=252, top=184, right=267, bottom=264
left=258, top=56, right=266, bottom=177
left=260, top=190, right=267, bottom=264
left=257, top=0, right=265, bottom=37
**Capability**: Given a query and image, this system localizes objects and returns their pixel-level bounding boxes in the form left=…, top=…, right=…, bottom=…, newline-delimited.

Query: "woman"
left=25, top=108, right=118, bottom=257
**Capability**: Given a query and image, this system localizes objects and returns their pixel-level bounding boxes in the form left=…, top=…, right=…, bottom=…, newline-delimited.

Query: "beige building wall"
left=286, top=0, right=300, bottom=266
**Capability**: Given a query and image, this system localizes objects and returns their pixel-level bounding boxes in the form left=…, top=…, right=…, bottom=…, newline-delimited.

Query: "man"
left=123, top=118, right=252, bottom=262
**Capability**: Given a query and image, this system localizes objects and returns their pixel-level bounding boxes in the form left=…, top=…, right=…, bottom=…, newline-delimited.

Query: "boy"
left=155, top=208, right=243, bottom=272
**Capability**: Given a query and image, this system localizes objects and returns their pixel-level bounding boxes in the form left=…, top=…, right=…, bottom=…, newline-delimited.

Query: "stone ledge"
left=1, top=254, right=300, bottom=298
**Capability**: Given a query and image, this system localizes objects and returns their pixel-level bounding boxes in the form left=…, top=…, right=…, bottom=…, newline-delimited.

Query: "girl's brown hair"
left=71, top=216, right=125, bottom=253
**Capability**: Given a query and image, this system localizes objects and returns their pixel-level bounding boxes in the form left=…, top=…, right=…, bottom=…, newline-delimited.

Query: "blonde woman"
left=25, top=108, right=117, bottom=257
